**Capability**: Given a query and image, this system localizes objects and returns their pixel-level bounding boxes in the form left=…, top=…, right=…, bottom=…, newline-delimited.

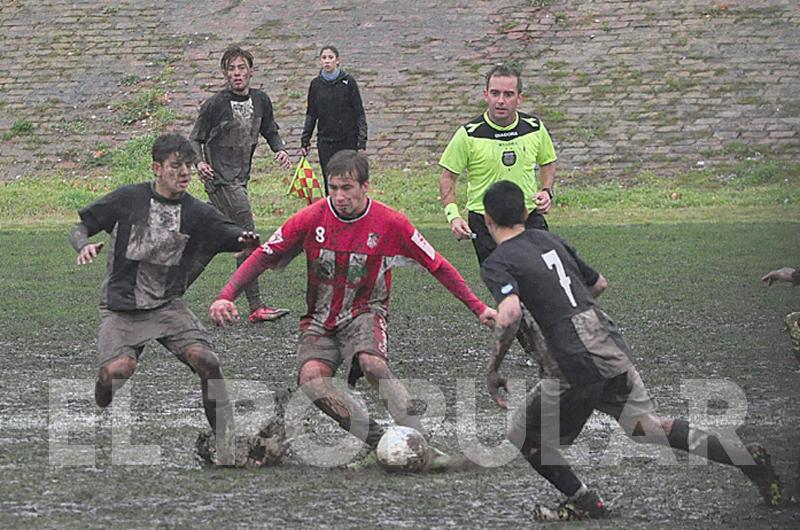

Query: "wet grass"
left=1, top=134, right=798, bottom=227
left=1, top=223, right=799, bottom=527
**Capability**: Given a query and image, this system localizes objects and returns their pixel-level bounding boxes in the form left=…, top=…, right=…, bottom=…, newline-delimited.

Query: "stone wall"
left=0, top=0, right=797, bottom=180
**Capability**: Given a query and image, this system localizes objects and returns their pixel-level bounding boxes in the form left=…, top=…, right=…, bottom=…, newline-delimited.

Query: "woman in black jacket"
left=300, top=45, right=368, bottom=190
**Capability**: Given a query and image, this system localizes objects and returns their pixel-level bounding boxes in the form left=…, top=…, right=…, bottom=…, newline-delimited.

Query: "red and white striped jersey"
left=217, top=197, right=486, bottom=329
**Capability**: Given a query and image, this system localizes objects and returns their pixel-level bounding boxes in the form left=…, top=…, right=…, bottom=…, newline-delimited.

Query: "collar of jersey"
left=149, top=182, right=185, bottom=203
left=327, top=196, right=372, bottom=223
left=483, top=111, right=519, bottom=131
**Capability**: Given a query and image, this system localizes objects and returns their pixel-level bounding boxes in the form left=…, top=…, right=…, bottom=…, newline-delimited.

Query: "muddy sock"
left=524, top=445, right=583, bottom=497
left=667, top=418, right=752, bottom=468
left=313, top=397, right=385, bottom=447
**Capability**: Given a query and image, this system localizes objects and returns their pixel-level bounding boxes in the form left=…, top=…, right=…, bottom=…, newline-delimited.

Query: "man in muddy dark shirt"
left=189, top=45, right=291, bottom=323
left=69, top=133, right=260, bottom=464
left=480, top=180, right=782, bottom=520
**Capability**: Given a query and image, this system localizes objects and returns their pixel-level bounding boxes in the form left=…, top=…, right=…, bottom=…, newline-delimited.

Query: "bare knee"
left=98, top=356, right=137, bottom=385
left=184, top=345, right=221, bottom=379
left=357, top=353, right=392, bottom=381
left=298, top=359, right=335, bottom=390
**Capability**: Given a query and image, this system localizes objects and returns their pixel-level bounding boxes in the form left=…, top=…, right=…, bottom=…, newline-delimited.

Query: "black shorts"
left=507, top=366, right=656, bottom=450
left=468, top=210, right=548, bottom=265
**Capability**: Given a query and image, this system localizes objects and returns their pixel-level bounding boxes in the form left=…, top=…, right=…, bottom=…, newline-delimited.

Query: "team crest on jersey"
left=501, top=150, right=517, bottom=167
left=367, top=232, right=380, bottom=249
left=411, top=230, right=435, bottom=260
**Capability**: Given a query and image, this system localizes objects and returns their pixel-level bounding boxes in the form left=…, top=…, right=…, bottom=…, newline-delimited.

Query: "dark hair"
left=483, top=181, right=526, bottom=228
left=326, top=150, right=369, bottom=185
left=152, top=133, right=197, bottom=164
left=319, top=45, right=340, bottom=58
left=220, top=45, right=254, bottom=69
left=485, top=64, right=523, bottom=93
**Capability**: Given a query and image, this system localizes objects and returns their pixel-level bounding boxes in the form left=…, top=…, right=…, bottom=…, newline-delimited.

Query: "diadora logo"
left=494, top=131, right=519, bottom=139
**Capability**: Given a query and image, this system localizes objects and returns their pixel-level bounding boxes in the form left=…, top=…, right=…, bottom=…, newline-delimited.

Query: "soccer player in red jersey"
left=211, top=150, right=496, bottom=449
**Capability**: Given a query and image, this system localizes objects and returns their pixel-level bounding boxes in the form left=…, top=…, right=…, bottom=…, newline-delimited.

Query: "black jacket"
left=301, top=70, right=367, bottom=149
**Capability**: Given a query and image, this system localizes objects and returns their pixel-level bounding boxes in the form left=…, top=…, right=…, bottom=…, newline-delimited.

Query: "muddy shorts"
left=207, top=182, right=255, bottom=231
left=296, top=312, right=389, bottom=375
left=98, top=298, right=212, bottom=368
left=508, top=364, right=656, bottom=450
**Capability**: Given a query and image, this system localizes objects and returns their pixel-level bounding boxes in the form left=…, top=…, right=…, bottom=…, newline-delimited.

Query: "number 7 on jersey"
left=541, top=249, right=577, bottom=307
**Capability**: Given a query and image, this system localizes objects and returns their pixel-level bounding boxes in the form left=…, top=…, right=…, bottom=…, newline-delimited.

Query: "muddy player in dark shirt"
left=189, top=45, right=291, bottom=323
left=479, top=180, right=782, bottom=520
left=69, top=133, right=260, bottom=464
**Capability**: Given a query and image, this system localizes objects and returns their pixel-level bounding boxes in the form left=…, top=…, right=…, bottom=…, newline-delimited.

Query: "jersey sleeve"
left=258, top=93, right=286, bottom=152
left=190, top=98, right=214, bottom=159
left=480, top=256, right=519, bottom=304
left=555, top=235, right=600, bottom=286
left=215, top=209, right=308, bottom=301
left=392, top=216, right=487, bottom=316
left=349, top=77, right=368, bottom=149
left=536, top=122, right=558, bottom=166
left=197, top=202, right=247, bottom=254
left=393, top=216, right=443, bottom=272
left=77, top=186, right=131, bottom=236
left=438, top=126, right=469, bottom=175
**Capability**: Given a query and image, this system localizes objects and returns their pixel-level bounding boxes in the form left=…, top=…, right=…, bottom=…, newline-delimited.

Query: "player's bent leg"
left=184, top=346, right=232, bottom=428
left=298, top=359, right=385, bottom=447
left=619, top=413, right=782, bottom=506
left=357, top=353, right=425, bottom=435
left=521, top=440, right=608, bottom=521
left=95, top=355, right=137, bottom=408
left=184, top=344, right=235, bottom=465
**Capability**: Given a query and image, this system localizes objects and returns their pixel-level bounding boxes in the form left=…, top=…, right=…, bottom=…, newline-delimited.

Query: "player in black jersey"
left=480, top=181, right=782, bottom=521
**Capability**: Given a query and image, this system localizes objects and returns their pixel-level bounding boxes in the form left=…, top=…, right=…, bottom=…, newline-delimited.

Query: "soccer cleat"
left=346, top=449, right=379, bottom=470
left=533, top=490, right=608, bottom=522
left=784, top=312, right=800, bottom=360
left=745, top=443, right=782, bottom=507
left=426, top=446, right=451, bottom=471
left=248, top=306, right=289, bottom=323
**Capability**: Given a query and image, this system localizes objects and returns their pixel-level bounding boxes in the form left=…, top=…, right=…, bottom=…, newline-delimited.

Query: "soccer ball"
left=376, top=426, right=429, bottom=472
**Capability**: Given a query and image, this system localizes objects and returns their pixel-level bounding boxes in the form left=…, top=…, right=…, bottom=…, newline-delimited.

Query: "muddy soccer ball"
left=376, top=426, right=429, bottom=472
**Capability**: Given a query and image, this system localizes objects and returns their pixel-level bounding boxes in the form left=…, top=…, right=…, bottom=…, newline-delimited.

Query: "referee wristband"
left=444, top=203, right=461, bottom=224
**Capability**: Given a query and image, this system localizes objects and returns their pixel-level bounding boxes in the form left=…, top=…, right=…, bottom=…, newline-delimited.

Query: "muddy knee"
left=297, top=359, right=333, bottom=393
left=96, top=356, right=137, bottom=407
left=98, top=356, right=137, bottom=385
left=185, top=345, right=221, bottom=379
left=357, top=353, right=392, bottom=381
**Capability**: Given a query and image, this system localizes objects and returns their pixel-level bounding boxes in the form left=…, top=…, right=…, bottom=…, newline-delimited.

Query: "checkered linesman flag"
left=287, top=156, right=324, bottom=205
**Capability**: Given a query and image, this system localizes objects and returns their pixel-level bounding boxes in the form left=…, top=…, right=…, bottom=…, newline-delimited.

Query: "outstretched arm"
left=762, top=267, right=800, bottom=286
left=486, top=294, right=522, bottom=409
left=69, top=223, right=104, bottom=265
left=430, top=257, right=495, bottom=325
left=211, top=248, right=272, bottom=326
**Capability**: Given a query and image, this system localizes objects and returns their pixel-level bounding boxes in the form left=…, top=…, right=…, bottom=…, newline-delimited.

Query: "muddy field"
left=1, top=223, right=799, bottom=528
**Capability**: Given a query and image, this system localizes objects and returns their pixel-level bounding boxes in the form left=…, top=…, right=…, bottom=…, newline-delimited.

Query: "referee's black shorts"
left=468, top=210, right=548, bottom=264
